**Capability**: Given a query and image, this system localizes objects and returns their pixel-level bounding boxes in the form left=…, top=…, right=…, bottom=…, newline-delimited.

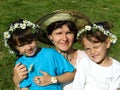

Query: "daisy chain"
left=4, top=20, right=39, bottom=47
left=77, top=24, right=117, bottom=44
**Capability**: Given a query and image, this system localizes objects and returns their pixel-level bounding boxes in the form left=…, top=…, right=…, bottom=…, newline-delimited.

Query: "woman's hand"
left=13, top=63, right=28, bottom=88
left=34, top=71, right=52, bottom=86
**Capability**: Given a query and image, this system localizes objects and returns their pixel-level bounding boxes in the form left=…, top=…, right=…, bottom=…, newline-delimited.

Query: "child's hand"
left=13, top=63, right=28, bottom=87
left=34, top=71, right=52, bottom=86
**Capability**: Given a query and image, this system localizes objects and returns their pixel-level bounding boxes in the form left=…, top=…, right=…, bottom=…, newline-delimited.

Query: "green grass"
left=0, top=0, right=120, bottom=89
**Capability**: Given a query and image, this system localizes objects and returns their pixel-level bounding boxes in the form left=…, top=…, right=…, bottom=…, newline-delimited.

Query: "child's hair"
left=77, top=21, right=117, bottom=45
left=4, top=19, right=39, bottom=56
left=47, top=21, right=78, bottom=44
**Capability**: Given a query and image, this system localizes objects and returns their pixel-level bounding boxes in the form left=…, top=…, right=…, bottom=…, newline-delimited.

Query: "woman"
left=13, top=10, right=91, bottom=90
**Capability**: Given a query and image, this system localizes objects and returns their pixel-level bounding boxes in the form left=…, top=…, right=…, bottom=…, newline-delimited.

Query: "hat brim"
left=36, top=10, right=91, bottom=30
left=36, top=10, right=91, bottom=45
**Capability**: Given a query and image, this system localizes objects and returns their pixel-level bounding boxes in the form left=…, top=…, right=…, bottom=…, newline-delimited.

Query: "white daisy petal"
left=77, top=24, right=117, bottom=44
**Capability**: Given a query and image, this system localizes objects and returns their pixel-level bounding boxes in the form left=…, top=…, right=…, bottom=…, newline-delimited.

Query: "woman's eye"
left=57, top=32, right=62, bottom=35
left=67, top=31, right=73, bottom=34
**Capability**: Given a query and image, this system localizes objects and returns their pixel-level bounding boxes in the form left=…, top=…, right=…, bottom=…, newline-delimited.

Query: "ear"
left=47, top=35, right=53, bottom=42
left=105, top=38, right=111, bottom=48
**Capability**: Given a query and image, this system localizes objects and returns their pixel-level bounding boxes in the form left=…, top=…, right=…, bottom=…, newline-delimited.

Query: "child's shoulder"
left=42, top=47, right=58, bottom=53
left=42, top=47, right=56, bottom=52
left=112, top=58, right=120, bottom=63
left=15, top=56, right=24, bottom=64
left=112, top=58, right=120, bottom=67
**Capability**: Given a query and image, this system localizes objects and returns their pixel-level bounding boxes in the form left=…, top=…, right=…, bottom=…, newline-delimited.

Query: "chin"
left=61, top=49, right=68, bottom=52
left=91, top=58, right=100, bottom=63
left=93, top=59, right=103, bottom=64
left=26, top=52, right=36, bottom=57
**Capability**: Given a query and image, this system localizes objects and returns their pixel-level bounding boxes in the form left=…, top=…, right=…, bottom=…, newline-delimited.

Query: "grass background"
left=0, top=0, right=120, bottom=89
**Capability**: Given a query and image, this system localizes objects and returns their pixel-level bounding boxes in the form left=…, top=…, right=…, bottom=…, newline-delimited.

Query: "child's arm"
left=15, top=87, right=21, bottom=90
left=34, top=70, right=76, bottom=86
left=56, top=70, right=76, bottom=83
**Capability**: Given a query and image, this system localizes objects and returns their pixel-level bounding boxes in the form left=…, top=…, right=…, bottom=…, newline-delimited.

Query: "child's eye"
left=94, top=46, right=99, bottom=49
left=17, top=44, right=24, bottom=47
left=84, top=48, right=90, bottom=51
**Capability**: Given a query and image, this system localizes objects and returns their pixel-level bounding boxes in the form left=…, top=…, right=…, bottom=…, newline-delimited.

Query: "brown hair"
left=7, top=28, right=36, bottom=54
left=7, top=19, right=37, bottom=56
left=79, top=21, right=113, bottom=45
left=47, top=21, right=78, bottom=44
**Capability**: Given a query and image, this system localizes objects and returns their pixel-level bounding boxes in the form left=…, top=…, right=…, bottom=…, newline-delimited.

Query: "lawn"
left=0, top=0, right=120, bottom=89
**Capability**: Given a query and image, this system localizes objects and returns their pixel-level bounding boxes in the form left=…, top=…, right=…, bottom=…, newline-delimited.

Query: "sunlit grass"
left=0, top=0, right=120, bottom=89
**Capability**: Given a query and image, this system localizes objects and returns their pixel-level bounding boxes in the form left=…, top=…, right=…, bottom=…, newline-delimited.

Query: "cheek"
left=52, top=37, right=60, bottom=43
left=68, top=35, right=74, bottom=42
left=70, top=35, right=74, bottom=41
left=85, top=50, right=91, bottom=57
left=16, top=47, right=24, bottom=53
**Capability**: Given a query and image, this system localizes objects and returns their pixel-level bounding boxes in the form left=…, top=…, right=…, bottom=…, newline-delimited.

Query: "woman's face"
left=49, top=25, right=75, bottom=52
left=16, top=41, right=37, bottom=57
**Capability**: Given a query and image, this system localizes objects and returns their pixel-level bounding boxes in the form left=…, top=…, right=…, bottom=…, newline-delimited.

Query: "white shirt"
left=72, top=57, right=120, bottom=90
left=62, top=50, right=88, bottom=90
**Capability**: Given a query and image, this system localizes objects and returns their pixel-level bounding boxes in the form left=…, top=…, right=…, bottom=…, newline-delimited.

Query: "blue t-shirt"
left=16, top=48, right=75, bottom=90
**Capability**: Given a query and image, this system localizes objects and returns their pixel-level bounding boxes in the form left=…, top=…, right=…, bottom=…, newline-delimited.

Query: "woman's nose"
left=62, top=34, right=68, bottom=41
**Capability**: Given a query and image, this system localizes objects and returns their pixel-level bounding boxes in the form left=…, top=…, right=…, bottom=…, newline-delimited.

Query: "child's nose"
left=90, top=49, right=96, bottom=54
left=25, top=45, right=31, bottom=50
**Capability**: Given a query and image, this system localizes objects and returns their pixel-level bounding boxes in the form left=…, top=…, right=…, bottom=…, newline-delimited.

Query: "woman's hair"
left=5, top=19, right=38, bottom=56
left=47, top=20, right=78, bottom=43
left=78, top=21, right=114, bottom=45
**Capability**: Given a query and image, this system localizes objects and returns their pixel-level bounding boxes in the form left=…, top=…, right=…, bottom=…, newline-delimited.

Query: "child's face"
left=16, top=41, right=37, bottom=57
left=48, top=25, right=74, bottom=52
left=82, top=37, right=111, bottom=66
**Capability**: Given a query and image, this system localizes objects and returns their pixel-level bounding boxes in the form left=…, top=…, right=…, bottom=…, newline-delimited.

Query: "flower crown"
left=77, top=24, right=117, bottom=44
left=4, top=19, right=39, bottom=53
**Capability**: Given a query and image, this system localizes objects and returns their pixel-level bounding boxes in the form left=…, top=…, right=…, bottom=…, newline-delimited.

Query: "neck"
left=98, top=56, right=112, bottom=66
left=58, top=48, right=77, bottom=61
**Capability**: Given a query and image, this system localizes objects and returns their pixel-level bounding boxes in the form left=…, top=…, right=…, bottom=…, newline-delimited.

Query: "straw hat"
left=36, top=10, right=91, bottom=45
left=36, top=10, right=91, bottom=30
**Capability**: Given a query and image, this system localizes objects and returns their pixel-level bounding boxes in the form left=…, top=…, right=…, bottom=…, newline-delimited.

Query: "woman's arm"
left=13, top=63, right=28, bottom=90
left=15, top=87, right=28, bottom=90
left=21, top=88, right=29, bottom=90
left=34, top=70, right=76, bottom=86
